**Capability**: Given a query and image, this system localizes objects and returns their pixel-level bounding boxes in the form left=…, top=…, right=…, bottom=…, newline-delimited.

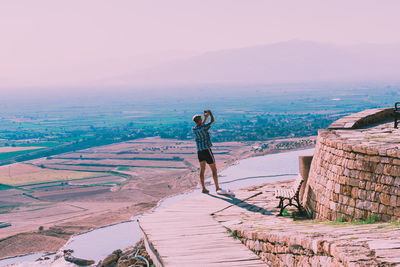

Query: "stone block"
left=387, top=149, right=398, bottom=158
left=394, top=207, right=400, bottom=217
left=375, top=163, right=384, bottom=174
left=365, top=181, right=371, bottom=190
left=374, top=192, right=380, bottom=202
left=366, top=191, right=376, bottom=202
left=382, top=157, right=392, bottom=164
left=326, top=180, right=333, bottom=191
left=342, top=143, right=353, bottom=152
left=358, top=180, right=366, bottom=189
left=394, top=177, right=400, bottom=187
left=371, top=202, right=379, bottom=213
left=251, top=231, right=258, bottom=240
left=387, top=207, right=394, bottom=215
left=390, top=195, right=397, bottom=207
left=332, top=193, right=339, bottom=202
left=254, top=240, right=261, bottom=251
left=379, top=193, right=391, bottom=205
left=349, top=170, right=361, bottom=179
left=334, top=183, right=340, bottom=194
left=353, top=145, right=367, bottom=154
left=354, top=160, right=364, bottom=171
left=348, top=177, right=360, bottom=187
left=366, top=147, right=379, bottom=155
left=368, top=155, right=381, bottom=163
left=346, top=206, right=355, bottom=215
left=342, top=185, right=352, bottom=196
left=338, top=205, right=346, bottom=214
left=297, top=256, right=312, bottom=267
left=393, top=159, right=400, bottom=166
left=358, top=190, right=367, bottom=200
left=339, top=195, right=349, bottom=205
left=382, top=185, right=391, bottom=194
left=360, top=171, right=373, bottom=181
left=370, top=174, right=379, bottom=183
left=375, top=184, right=383, bottom=193
left=382, top=214, right=391, bottom=222
left=381, top=175, right=394, bottom=185
left=338, top=175, right=348, bottom=185
left=390, top=166, right=400, bottom=177
left=348, top=198, right=356, bottom=207
left=378, top=148, right=388, bottom=156
left=351, top=187, right=358, bottom=198
left=370, top=182, right=376, bottom=191
left=356, top=200, right=369, bottom=210
left=355, top=154, right=365, bottom=161
left=365, top=200, right=373, bottom=210
left=311, top=239, right=324, bottom=254
left=383, top=164, right=393, bottom=176
left=363, top=161, right=379, bottom=172
left=329, top=201, right=337, bottom=210
left=379, top=204, right=388, bottom=214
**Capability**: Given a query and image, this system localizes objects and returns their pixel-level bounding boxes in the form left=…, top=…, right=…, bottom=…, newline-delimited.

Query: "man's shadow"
left=206, top=192, right=274, bottom=216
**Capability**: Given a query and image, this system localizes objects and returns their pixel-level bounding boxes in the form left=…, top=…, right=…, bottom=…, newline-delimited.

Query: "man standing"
left=192, top=110, right=231, bottom=195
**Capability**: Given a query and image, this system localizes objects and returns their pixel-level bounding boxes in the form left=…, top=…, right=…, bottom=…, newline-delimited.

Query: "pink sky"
left=1, top=0, right=400, bottom=89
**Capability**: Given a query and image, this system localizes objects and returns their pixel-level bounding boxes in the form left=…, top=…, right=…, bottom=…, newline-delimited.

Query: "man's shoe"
left=217, top=189, right=235, bottom=197
left=202, top=188, right=209, bottom=194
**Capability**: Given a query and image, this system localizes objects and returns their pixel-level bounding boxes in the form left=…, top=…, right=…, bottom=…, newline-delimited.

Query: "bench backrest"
left=292, top=174, right=304, bottom=194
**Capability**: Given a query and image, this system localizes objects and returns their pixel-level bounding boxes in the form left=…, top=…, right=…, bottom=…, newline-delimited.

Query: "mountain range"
left=108, top=40, right=400, bottom=86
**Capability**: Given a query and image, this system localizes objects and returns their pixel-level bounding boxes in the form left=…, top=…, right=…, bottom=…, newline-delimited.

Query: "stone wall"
left=328, top=108, right=393, bottom=129
left=303, top=111, right=400, bottom=221
left=230, top=227, right=382, bottom=267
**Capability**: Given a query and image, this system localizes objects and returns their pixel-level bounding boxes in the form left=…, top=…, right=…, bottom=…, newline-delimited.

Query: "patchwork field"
left=0, top=146, right=45, bottom=153
left=0, top=163, right=104, bottom=186
left=29, top=138, right=243, bottom=174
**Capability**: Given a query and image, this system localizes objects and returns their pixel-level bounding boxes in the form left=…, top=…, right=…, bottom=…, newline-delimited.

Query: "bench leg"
left=295, top=196, right=303, bottom=213
left=277, top=198, right=287, bottom=216
left=278, top=205, right=285, bottom=216
left=278, top=198, right=305, bottom=216
left=279, top=201, right=292, bottom=216
left=276, top=198, right=283, bottom=209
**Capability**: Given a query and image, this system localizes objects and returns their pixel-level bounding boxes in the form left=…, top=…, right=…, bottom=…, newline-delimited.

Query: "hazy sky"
left=1, top=0, right=400, bottom=89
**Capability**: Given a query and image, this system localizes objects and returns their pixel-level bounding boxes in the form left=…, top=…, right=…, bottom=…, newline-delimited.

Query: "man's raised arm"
left=202, top=112, right=209, bottom=125
left=208, top=110, right=215, bottom=125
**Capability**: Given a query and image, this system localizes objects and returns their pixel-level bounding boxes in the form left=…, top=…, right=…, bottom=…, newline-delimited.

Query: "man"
left=192, top=110, right=230, bottom=195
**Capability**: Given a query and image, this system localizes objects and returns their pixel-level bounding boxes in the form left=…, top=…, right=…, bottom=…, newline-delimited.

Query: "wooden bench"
left=394, top=102, right=400, bottom=128
left=275, top=175, right=304, bottom=216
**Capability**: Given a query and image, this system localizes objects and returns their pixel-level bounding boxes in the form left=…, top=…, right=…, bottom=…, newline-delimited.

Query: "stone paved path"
left=139, top=190, right=267, bottom=266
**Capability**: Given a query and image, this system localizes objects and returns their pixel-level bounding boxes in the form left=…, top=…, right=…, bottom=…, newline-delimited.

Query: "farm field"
left=0, top=146, right=45, bottom=153
left=30, top=137, right=241, bottom=173
left=0, top=163, right=105, bottom=186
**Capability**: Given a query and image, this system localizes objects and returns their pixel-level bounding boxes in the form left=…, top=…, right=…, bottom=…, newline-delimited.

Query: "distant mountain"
left=113, top=40, right=400, bottom=86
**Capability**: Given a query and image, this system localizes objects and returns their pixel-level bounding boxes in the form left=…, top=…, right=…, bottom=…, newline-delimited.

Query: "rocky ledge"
left=97, top=238, right=153, bottom=267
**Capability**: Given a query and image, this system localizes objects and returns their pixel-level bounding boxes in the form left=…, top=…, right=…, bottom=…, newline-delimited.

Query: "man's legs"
left=209, top=163, right=221, bottom=191
left=199, top=160, right=208, bottom=192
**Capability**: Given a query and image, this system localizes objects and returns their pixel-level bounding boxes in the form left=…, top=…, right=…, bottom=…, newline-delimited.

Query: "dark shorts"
left=197, top=148, right=215, bottom=164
